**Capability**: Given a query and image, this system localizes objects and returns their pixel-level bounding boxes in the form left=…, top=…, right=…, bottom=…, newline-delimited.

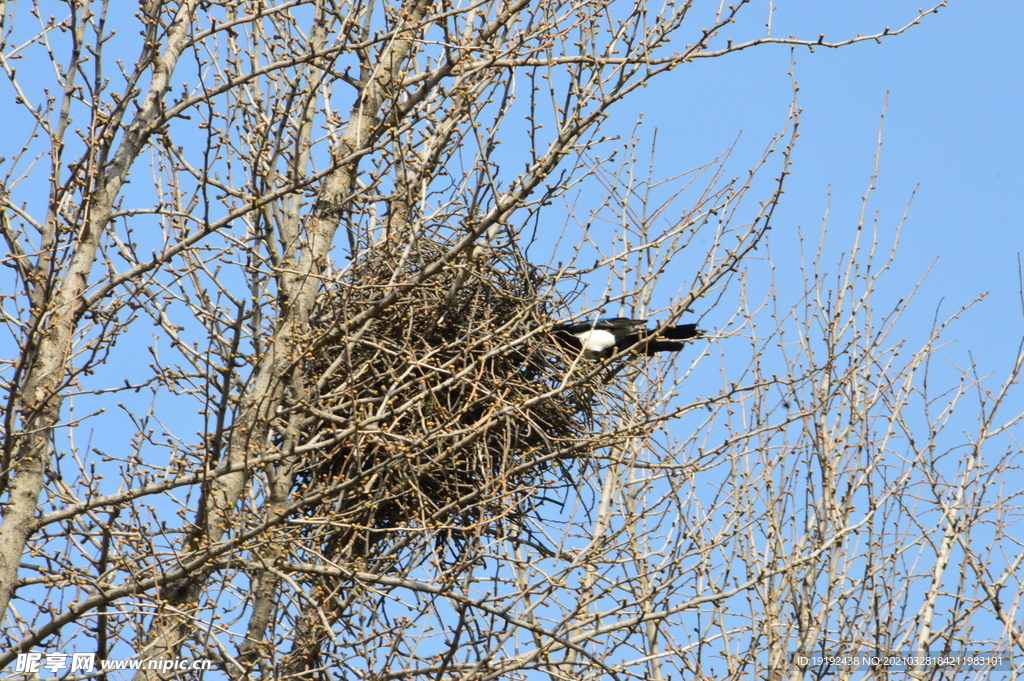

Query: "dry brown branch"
left=3, top=2, right=1021, bottom=681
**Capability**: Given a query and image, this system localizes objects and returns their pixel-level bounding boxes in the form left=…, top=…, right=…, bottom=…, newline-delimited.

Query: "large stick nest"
left=288, top=239, right=597, bottom=562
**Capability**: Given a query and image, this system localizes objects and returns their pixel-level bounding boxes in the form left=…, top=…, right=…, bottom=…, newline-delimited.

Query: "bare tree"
left=3, top=0, right=1021, bottom=680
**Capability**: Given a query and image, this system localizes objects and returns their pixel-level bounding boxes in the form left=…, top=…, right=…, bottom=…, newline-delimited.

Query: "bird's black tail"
left=636, top=324, right=701, bottom=355
left=660, top=323, right=701, bottom=340
left=640, top=339, right=686, bottom=355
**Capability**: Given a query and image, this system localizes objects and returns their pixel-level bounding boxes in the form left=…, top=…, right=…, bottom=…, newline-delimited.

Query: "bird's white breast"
left=576, top=329, right=616, bottom=358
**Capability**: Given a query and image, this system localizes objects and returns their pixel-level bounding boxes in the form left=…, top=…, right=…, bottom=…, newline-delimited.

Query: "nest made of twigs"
left=287, top=238, right=596, bottom=563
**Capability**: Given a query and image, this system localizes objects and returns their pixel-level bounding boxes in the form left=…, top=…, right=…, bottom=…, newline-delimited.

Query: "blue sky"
left=626, top=1, right=1023, bottom=376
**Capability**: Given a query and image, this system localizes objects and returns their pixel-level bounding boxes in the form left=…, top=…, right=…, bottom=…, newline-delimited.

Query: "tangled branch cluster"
left=287, top=240, right=596, bottom=562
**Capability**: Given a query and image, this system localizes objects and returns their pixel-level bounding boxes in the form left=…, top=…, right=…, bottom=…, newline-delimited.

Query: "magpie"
left=552, top=317, right=701, bottom=360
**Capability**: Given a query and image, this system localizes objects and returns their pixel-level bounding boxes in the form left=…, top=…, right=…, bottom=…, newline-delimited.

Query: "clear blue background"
left=628, top=0, right=1023, bottom=375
